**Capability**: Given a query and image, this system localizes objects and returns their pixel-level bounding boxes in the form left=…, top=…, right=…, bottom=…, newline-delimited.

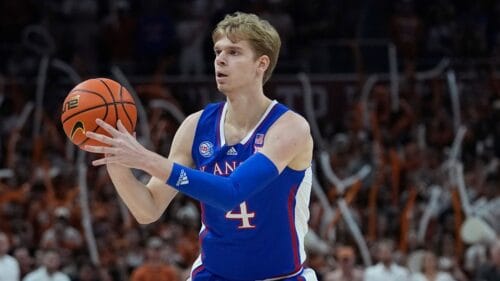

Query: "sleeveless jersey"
left=190, top=100, right=312, bottom=280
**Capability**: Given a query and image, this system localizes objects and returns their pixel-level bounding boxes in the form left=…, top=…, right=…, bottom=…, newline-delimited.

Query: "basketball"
left=61, top=78, right=137, bottom=151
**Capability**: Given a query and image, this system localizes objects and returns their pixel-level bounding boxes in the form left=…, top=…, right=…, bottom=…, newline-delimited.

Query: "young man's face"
left=213, top=36, right=265, bottom=93
left=0, top=234, right=9, bottom=256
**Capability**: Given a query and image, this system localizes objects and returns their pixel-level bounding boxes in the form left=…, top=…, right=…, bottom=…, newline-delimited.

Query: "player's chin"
left=216, top=83, right=227, bottom=92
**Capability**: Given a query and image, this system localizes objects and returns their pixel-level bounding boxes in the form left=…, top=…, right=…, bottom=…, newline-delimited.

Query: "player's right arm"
left=105, top=111, right=201, bottom=224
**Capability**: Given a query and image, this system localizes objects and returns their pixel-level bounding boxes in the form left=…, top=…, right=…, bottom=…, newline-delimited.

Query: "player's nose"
left=215, top=54, right=227, bottom=66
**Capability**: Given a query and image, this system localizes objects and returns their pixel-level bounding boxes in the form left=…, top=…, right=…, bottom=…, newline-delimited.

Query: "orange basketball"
left=61, top=78, right=137, bottom=151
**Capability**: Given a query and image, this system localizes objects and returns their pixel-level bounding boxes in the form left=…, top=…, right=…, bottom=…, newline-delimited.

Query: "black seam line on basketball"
left=67, top=88, right=109, bottom=127
left=77, top=105, right=132, bottom=146
left=99, top=79, right=119, bottom=125
left=61, top=102, right=135, bottom=124
left=119, top=86, right=134, bottom=130
left=76, top=136, right=89, bottom=147
left=76, top=105, right=120, bottom=147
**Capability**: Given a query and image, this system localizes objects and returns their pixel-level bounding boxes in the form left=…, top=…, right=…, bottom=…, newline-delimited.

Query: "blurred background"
left=0, top=0, right=499, bottom=280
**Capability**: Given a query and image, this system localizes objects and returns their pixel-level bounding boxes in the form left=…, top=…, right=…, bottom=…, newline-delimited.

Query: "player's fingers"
left=84, top=144, right=119, bottom=154
left=95, top=118, right=120, bottom=137
left=85, top=131, right=115, bottom=145
left=91, top=158, right=108, bottom=166
left=92, top=155, right=123, bottom=166
left=116, top=120, right=129, bottom=134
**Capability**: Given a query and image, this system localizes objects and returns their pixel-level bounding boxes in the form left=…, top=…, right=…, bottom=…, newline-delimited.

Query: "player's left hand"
left=85, top=118, right=151, bottom=169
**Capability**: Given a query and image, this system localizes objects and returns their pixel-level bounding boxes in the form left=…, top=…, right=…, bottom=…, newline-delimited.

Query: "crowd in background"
left=1, top=0, right=500, bottom=280
left=1, top=0, right=500, bottom=76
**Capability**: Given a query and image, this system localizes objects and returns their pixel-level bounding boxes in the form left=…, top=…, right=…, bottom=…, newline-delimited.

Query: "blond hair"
left=212, top=12, right=281, bottom=84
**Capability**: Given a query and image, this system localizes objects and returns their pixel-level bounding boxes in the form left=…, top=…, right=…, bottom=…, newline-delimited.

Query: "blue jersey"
left=189, top=100, right=313, bottom=280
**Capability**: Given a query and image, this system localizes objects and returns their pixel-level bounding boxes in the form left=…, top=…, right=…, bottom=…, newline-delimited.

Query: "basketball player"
left=85, top=12, right=316, bottom=281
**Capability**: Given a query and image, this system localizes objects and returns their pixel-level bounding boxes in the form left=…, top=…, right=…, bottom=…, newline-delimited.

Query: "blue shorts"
left=189, top=266, right=318, bottom=281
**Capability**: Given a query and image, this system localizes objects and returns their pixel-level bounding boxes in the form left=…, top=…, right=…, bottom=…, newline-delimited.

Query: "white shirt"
left=22, top=268, right=70, bottom=281
left=0, top=254, right=20, bottom=281
left=363, top=263, right=410, bottom=281
left=40, top=227, right=83, bottom=248
left=411, top=272, right=455, bottom=281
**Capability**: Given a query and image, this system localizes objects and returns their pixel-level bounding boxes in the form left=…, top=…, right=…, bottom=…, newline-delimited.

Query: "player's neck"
left=225, top=92, right=272, bottom=131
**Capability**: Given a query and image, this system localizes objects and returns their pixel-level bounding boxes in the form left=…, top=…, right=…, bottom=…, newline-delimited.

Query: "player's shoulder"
left=274, top=110, right=311, bottom=136
left=266, top=109, right=312, bottom=154
left=183, top=102, right=222, bottom=127
left=181, top=110, right=203, bottom=128
left=172, top=110, right=203, bottom=146
left=187, top=110, right=204, bottom=122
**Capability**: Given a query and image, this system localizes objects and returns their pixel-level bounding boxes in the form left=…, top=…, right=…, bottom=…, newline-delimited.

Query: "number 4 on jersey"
left=225, top=202, right=256, bottom=229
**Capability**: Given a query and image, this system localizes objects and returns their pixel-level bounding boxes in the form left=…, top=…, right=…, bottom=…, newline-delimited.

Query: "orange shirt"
left=130, top=264, right=178, bottom=281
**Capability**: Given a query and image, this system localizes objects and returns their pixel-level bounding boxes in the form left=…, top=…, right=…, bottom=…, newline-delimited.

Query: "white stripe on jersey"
left=301, top=268, right=319, bottom=281
left=295, top=167, right=312, bottom=264
left=187, top=223, right=206, bottom=281
left=188, top=254, right=203, bottom=281
left=261, top=267, right=318, bottom=281
left=199, top=222, right=206, bottom=235
left=261, top=268, right=303, bottom=281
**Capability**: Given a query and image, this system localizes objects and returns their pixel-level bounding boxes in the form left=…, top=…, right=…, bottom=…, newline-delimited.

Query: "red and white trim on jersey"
left=262, top=266, right=303, bottom=281
left=261, top=266, right=317, bottom=281
left=188, top=255, right=204, bottom=281
left=294, top=167, right=312, bottom=265
left=287, top=184, right=301, bottom=270
left=287, top=167, right=312, bottom=270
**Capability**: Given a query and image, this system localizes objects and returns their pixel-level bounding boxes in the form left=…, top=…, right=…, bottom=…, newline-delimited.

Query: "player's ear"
left=257, top=55, right=270, bottom=72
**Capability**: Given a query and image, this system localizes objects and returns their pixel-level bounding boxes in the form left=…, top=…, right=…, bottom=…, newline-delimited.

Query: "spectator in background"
left=305, top=249, right=330, bottom=280
left=410, top=251, right=455, bottom=281
left=122, top=228, right=145, bottom=274
left=390, top=0, right=422, bottom=77
left=439, top=257, right=467, bottom=281
left=424, top=0, right=456, bottom=59
left=13, top=247, right=34, bottom=279
left=23, top=249, right=70, bottom=281
left=40, top=207, right=83, bottom=253
left=0, top=231, right=20, bottom=281
left=475, top=238, right=500, bottom=281
left=130, top=237, right=179, bottom=281
left=74, top=262, right=96, bottom=281
left=324, top=245, right=363, bottom=281
left=364, top=240, right=410, bottom=281
left=464, top=244, right=487, bottom=277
